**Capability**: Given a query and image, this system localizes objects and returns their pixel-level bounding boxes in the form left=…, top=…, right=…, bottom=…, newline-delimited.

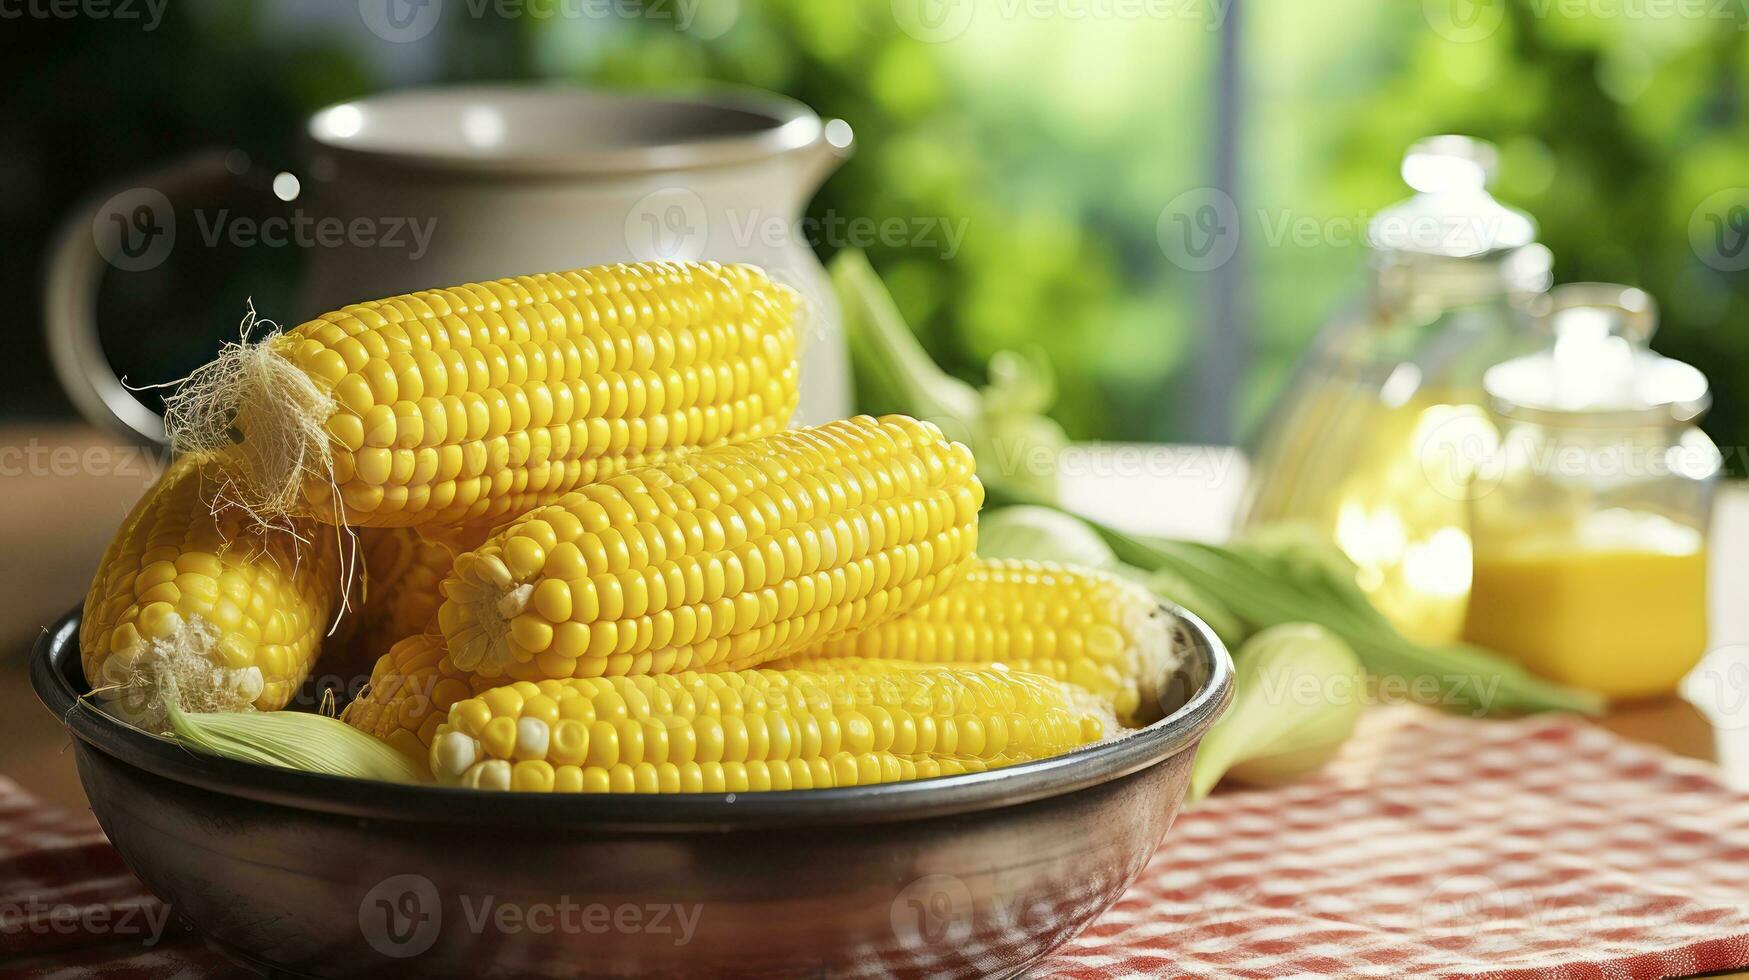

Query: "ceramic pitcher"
left=45, top=84, right=854, bottom=444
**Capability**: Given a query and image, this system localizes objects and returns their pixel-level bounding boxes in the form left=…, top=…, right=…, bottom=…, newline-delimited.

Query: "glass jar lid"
left=1531, top=282, right=1658, bottom=345
left=1367, top=136, right=1551, bottom=312
left=1367, top=136, right=1538, bottom=258
left=1484, top=284, right=1709, bottom=426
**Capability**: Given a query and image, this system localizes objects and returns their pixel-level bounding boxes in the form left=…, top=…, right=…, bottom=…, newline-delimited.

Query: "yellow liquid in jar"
left=1329, top=395, right=1484, bottom=645
left=1252, top=379, right=1480, bottom=645
left=1462, top=511, right=1708, bottom=701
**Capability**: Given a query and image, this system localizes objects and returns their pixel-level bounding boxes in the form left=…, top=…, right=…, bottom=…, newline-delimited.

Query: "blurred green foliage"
left=554, top=0, right=1749, bottom=460
left=540, top=1, right=1209, bottom=442
left=13, top=0, right=1749, bottom=462
left=1245, top=0, right=1749, bottom=456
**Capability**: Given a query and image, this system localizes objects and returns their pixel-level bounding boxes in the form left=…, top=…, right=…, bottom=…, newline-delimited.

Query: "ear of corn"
left=90, top=257, right=1170, bottom=796
left=437, top=415, right=984, bottom=682
left=773, top=558, right=1179, bottom=726
left=428, top=667, right=1114, bottom=792
left=170, top=261, right=801, bottom=528
left=81, top=455, right=344, bottom=730
left=342, top=633, right=497, bottom=762
left=323, top=527, right=456, bottom=686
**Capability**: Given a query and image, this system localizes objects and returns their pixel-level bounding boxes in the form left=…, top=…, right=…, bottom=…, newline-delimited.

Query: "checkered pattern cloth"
left=0, top=786, right=232, bottom=977
left=4, top=708, right=1747, bottom=978
left=1044, top=707, right=1749, bottom=979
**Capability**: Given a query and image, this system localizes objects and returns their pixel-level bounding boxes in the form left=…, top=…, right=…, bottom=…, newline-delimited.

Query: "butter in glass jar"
left=1460, top=285, right=1719, bottom=701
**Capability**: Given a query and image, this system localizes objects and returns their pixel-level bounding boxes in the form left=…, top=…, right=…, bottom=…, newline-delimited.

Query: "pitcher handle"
left=44, top=149, right=240, bottom=448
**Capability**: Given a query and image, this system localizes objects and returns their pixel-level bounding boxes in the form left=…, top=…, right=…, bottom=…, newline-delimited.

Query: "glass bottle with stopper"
left=1239, top=135, right=1552, bottom=644
left=1462, top=284, right=1718, bottom=700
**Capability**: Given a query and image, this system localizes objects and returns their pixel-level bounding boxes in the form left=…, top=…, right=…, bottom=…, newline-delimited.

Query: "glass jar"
left=1240, top=136, right=1551, bottom=644
left=1460, top=285, right=1719, bottom=701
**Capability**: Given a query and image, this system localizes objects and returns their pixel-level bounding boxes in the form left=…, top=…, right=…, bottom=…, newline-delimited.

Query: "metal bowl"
left=32, top=605, right=1231, bottom=979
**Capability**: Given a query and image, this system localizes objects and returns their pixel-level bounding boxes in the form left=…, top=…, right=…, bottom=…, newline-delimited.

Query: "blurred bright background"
left=7, top=0, right=1749, bottom=459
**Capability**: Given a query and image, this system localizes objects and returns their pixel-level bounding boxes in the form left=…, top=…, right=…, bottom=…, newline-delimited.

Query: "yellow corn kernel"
left=322, top=526, right=455, bottom=685
left=438, top=415, right=983, bottom=680
left=80, top=455, right=343, bottom=729
left=177, top=261, right=800, bottom=528
left=428, top=666, right=1113, bottom=791
left=774, top=558, right=1179, bottom=726
left=342, top=633, right=497, bottom=762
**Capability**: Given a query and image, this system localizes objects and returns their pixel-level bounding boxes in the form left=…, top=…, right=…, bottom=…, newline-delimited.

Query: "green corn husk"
left=163, top=701, right=425, bottom=783
left=833, top=249, right=1069, bottom=503
left=1189, top=623, right=1367, bottom=800
left=985, top=484, right=1602, bottom=716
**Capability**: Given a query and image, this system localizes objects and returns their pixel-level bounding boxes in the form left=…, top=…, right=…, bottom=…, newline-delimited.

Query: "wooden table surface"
left=4, top=424, right=1747, bottom=975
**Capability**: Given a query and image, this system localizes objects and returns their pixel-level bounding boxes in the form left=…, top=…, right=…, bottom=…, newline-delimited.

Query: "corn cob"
left=343, top=633, right=496, bottom=762
left=773, top=559, right=1178, bottom=726
left=165, top=261, right=801, bottom=528
left=81, top=455, right=344, bottom=729
left=429, top=667, right=1114, bottom=792
left=437, top=415, right=984, bottom=681
left=324, top=527, right=455, bottom=685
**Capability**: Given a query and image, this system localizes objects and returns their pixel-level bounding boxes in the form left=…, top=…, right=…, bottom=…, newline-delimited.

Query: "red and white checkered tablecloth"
left=1045, top=707, right=1749, bottom=979
left=5, top=707, right=1749, bottom=979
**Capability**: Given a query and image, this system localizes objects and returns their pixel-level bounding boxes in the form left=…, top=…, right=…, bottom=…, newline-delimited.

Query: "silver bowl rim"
left=33, top=604, right=1232, bottom=831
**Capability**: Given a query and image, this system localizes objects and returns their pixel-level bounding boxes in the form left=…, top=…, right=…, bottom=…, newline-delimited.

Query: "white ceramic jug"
left=46, top=84, right=854, bottom=445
